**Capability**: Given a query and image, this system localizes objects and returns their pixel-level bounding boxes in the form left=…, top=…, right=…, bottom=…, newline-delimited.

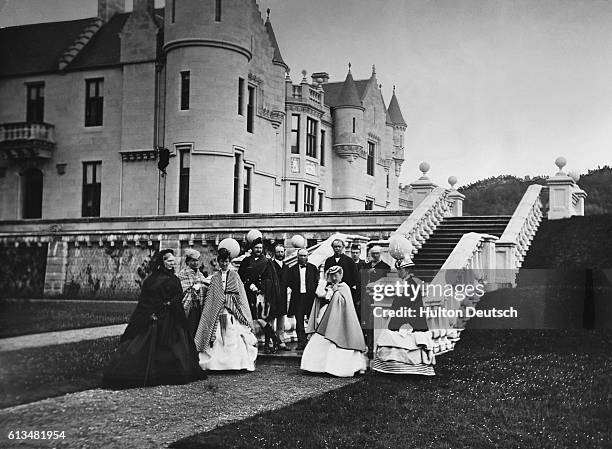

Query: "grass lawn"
left=0, top=299, right=135, bottom=338
left=0, top=336, right=119, bottom=408
left=172, top=329, right=612, bottom=449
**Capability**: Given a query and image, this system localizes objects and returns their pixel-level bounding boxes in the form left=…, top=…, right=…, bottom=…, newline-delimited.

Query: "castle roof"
left=322, top=78, right=369, bottom=108
left=324, top=67, right=363, bottom=108
left=0, top=9, right=164, bottom=77
left=387, top=89, right=407, bottom=127
left=264, top=13, right=287, bottom=69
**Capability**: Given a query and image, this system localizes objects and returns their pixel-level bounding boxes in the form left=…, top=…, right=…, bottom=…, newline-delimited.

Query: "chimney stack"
left=132, top=0, right=155, bottom=17
left=98, top=0, right=124, bottom=22
left=311, top=72, right=330, bottom=84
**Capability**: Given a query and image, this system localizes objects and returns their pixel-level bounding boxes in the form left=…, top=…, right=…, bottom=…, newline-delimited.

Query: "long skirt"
left=371, top=329, right=436, bottom=376
left=300, top=333, right=367, bottom=377
left=103, top=318, right=203, bottom=388
left=199, top=312, right=258, bottom=371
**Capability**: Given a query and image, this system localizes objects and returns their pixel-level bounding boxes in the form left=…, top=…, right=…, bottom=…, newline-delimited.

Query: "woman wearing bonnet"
left=300, top=265, right=368, bottom=377
left=371, top=257, right=437, bottom=376
left=103, top=249, right=204, bottom=387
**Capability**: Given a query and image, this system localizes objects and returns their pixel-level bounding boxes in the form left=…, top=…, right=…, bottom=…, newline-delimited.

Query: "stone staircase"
left=412, top=215, right=512, bottom=282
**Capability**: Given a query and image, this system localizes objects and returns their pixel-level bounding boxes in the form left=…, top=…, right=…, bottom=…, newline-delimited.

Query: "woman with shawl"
left=195, top=247, right=257, bottom=371
left=300, top=265, right=368, bottom=377
left=103, top=249, right=204, bottom=388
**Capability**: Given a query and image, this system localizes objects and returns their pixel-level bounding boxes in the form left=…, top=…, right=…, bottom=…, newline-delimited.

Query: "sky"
left=1, top=0, right=611, bottom=187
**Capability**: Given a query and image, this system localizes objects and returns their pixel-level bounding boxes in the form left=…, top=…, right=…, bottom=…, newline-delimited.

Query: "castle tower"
left=162, top=0, right=261, bottom=214
left=386, top=86, right=407, bottom=179
left=331, top=64, right=366, bottom=209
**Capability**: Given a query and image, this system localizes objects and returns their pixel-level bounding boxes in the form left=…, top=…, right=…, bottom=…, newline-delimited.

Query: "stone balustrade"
left=394, top=186, right=453, bottom=253
left=495, top=184, right=544, bottom=286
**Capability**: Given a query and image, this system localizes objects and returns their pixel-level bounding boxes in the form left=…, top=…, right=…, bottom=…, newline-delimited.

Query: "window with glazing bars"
left=82, top=161, right=102, bottom=216
left=26, top=83, right=44, bottom=123
left=306, top=117, right=317, bottom=158
left=304, top=185, right=315, bottom=212
left=85, top=78, right=103, bottom=126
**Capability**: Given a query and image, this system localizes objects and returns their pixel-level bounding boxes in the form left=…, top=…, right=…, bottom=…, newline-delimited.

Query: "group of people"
left=102, top=237, right=437, bottom=388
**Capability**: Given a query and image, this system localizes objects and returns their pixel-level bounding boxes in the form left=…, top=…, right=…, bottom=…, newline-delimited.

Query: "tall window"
left=247, top=85, right=255, bottom=133
left=367, top=141, right=375, bottom=176
left=26, top=83, right=44, bottom=123
left=304, top=185, right=315, bottom=212
left=22, top=168, right=43, bottom=219
left=85, top=78, right=103, bottom=127
left=318, top=191, right=324, bottom=212
left=215, top=0, right=222, bottom=21
left=365, top=199, right=373, bottom=210
left=243, top=166, right=251, bottom=212
left=289, top=183, right=298, bottom=211
left=180, top=71, right=190, bottom=110
left=320, top=129, right=325, bottom=166
left=238, top=78, right=244, bottom=115
left=178, top=148, right=190, bottom=212
left=171, top=0, right=176, bottom=22
left=291, top=114, right=300, bottom=154
left=306, top=118, right=317, bottom=158
left=386, top=171, right=390, bottom=189
left=82, top=162, right=102, bottom=217
left=233, top=153, right=241, bottom=213
left=352, top=117, right=356, bottom=133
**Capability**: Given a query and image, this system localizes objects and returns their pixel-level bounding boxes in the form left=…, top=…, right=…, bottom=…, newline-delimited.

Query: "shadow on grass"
left=171, top=330, right=612, bottom=449
left=0, top=299, right=134, bottom=338
left=0, top=336, right=119, bottom=408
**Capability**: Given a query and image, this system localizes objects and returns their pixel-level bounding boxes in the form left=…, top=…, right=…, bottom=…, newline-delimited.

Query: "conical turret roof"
left=387, top=87, right=406, bottom=126
left=264, top=10, right=287, bottom=68
left=336, top=64, right=362, bottom=108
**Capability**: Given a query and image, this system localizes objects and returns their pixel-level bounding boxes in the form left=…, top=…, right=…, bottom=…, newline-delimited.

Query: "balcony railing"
left=290, top=85, right=324, bottom=108
left=0, top=122, right=55, bottom=159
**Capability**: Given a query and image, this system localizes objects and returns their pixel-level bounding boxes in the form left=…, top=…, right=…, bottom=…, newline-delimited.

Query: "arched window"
left=22, top=167, right=43, bottom=218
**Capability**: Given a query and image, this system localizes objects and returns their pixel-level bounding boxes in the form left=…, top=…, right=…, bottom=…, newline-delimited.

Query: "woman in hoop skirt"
left=300, top=265, right=368, bottom=377
left=103, top=249, right=205, bottom=388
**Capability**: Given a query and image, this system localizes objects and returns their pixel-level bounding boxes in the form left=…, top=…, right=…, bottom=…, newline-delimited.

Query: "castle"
left=0, top=0, right=408, bottom=219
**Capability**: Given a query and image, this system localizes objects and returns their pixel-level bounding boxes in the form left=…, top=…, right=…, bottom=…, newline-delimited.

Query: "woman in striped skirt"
left=372, top=258, right=436, bottom=376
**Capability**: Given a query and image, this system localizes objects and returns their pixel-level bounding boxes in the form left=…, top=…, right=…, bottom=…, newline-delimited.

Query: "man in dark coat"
left=324, top=239, right=359, bottom=304
left=287, top=248, right=319, bottom=350
left=364, top=245, right=391, bottom=283
left=270, top=243, right=290, bottom=351
left=238, top=237, right=283, bottom=352
left=350, top=243, right=367, bottom=320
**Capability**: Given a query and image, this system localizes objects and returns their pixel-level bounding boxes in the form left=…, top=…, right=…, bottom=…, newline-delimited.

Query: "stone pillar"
left=481, top=236, right=497, bottom=291
left=447, top=176, right=465, bottom=217
left=409, top=162, right=437, bottom=208
left=44, top=240, right=68, bottom=297
left=547, top=157, right=575, bottom=220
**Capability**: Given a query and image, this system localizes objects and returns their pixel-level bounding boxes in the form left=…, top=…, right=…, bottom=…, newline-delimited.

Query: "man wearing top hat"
left=177, top=248, right=207, bottom=337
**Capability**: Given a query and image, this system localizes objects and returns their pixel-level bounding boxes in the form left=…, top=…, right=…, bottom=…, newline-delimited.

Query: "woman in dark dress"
left=103, top=249, right=205, bottom=388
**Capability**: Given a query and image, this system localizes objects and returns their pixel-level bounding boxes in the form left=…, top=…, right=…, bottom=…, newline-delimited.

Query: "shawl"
left=177, top=266, right=207, bottom=314
left=306, top=282, right=367, bottom=352
left=194, top=270, right=252, bottom=351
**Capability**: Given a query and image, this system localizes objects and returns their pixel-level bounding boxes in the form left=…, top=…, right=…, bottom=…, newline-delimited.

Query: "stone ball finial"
left=555, top=156, right=567, bottom=172
left=568, top=170, right=580, bottom=182
left=419, top=161, right=430, bottom=175
left=301, top=69, right=307, bottom=77
left=448, top=176, right=458, bottom=189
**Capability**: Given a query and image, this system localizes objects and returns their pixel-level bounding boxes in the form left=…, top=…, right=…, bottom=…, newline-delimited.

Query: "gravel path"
left=0, top=325, right=127, bottom=352
left=0, top=360, right=361, bottom=449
